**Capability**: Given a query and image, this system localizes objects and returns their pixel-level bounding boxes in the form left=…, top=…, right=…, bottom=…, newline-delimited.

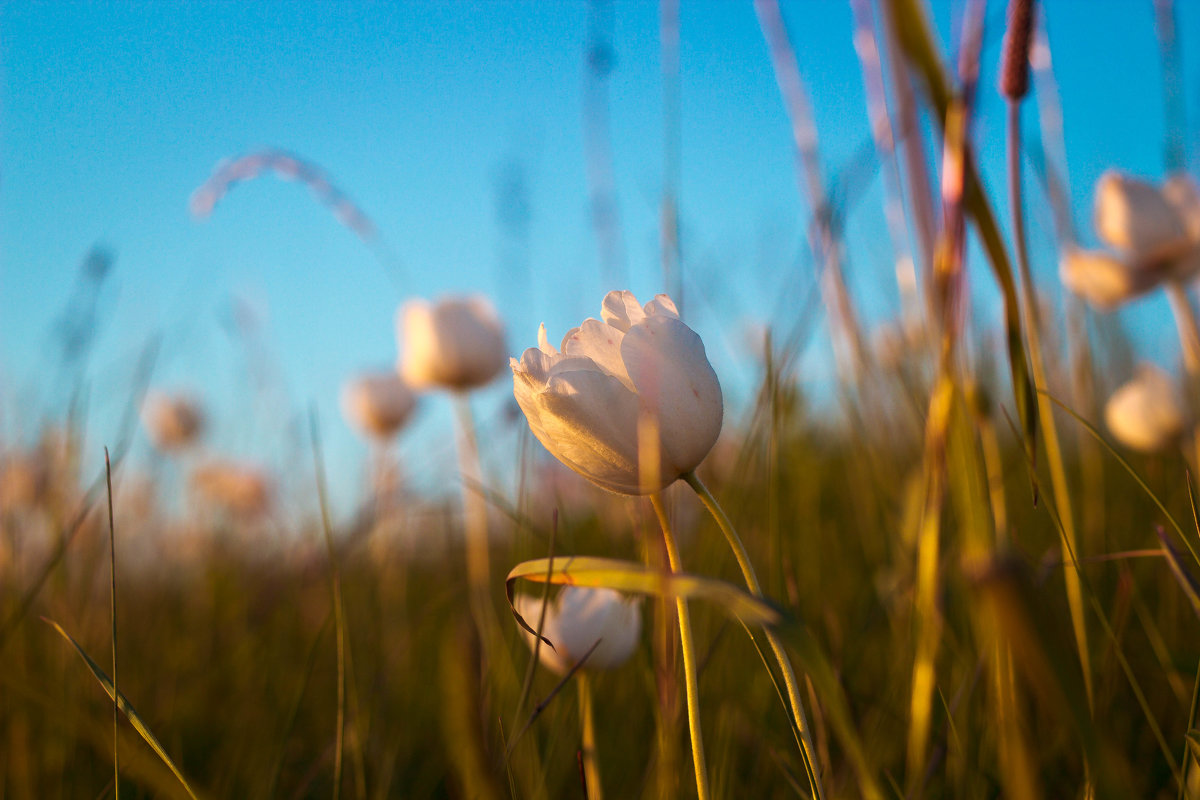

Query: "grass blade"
left=44, top=617, right=203, bottom=800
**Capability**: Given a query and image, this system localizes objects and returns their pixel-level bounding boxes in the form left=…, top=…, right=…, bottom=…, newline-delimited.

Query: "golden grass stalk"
left=1005, top=10, right=1094, bottom=710
left=44, top=618, right=203, bottom=800
left=648, top=493, right=710, bottom=800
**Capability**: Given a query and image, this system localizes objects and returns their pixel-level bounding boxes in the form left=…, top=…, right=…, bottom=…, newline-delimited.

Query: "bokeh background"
left=4, top=1, right=1197, bottom=511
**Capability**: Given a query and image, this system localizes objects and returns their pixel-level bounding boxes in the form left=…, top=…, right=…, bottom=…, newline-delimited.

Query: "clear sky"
left=2, top=1, right=1197, bottom=514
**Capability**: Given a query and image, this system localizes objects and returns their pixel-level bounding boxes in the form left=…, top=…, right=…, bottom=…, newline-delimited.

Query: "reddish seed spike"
left=1000, top=0, right=1035, bottom=101
left=189, top=148, right=380, bottom=244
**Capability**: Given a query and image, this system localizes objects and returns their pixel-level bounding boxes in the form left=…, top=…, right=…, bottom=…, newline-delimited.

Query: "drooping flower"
left=1064, top=171, right=1200, bottom=309
left=511, top=290, right=723, bottom=495
left=340, top=372, right=416, bottom=440
left=1104, top=364, right=1187, bottom=453
left=141, top=390, right=204, bottom=452
left=398, top=295, right=507, bottom=391
left=513, top=586, right=641, bottom=674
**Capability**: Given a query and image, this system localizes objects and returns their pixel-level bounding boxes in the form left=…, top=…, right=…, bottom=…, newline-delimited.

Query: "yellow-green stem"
left=1008, top=101, right=1094, bottom=712
left=577, top=672, right=602, bottom=800
left=649, top=493, right=710, bottom=800
left=682, top=471, right=826, bottom=800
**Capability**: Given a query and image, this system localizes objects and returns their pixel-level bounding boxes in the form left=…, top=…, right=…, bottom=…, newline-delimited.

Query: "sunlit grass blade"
left=507, top=555, right=884, bottom=799
left=506, top=556, right=783, bottom=635
left=885, top=0, right=1039, bottom=492
left=1043, top=390, right=1198, bottom=563
left=43, top=617, right=203, bottom=800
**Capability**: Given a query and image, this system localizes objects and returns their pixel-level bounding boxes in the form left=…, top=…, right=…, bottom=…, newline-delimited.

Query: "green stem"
left=683, top=471, right=826, bottom=800
left=649, top=493, right=710, bottom=800
left=577, top=672, right=603, bottom=800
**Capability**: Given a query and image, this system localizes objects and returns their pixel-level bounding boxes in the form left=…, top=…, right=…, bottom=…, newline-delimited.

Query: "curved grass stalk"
left=649, top=493, right=710, bottom=800
left=683, top=471, right=830, bottom=800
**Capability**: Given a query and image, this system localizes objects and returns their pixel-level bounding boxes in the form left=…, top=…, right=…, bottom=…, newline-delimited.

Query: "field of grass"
left=5, top=1, right=1200, bottom=798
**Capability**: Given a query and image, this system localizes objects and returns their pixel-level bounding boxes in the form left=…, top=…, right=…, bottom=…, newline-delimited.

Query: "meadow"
left=4, top=1, right=1200, bottom=798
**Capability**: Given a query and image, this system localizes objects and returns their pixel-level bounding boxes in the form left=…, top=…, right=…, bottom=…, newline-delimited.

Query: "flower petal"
left=620, top=315, right=723, bottom=480
left=537, top=322, right=557, bottom=356
left=1059, top=247, right=1160, bottom=310
left=1094, top=171, right=1190, bottom=261
left=644, top=294, right=679, bottom=319
left=519, top=368, right=643, bottom=494
left=601, top=290, right=647, bottom=332
left=560, top=318, right=634, bottom=389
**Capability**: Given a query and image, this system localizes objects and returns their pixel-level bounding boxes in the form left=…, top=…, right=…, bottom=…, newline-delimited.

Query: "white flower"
left=511, top=290, right=723, bottom=495
left=397, top=295, right=507, bottom=391
left=1094, top=171, right=1196, bottom=264
left=340, top=372, right=416, bottom=439
left=513, top=586, right=641, bottom=673
left=141, top=390, right=204, bottom=452
left=1058, top=247, right=1159, bottom=311
left=1067, top=171, right=1200, bottom=310
left=1104, top=365, right=1187, bottom=453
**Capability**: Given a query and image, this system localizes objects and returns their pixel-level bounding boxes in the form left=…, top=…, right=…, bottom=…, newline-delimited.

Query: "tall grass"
left=4, top=1, right=1200, bottom=798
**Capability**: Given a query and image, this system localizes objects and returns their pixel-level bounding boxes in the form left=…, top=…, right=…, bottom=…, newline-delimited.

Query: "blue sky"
left=2, top=1, right=1197, bottom=514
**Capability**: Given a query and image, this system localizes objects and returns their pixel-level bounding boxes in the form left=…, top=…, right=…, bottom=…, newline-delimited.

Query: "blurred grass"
left=5, top=2, right=1200, bottom=798
left=4, top=341, right=1200, bottom=799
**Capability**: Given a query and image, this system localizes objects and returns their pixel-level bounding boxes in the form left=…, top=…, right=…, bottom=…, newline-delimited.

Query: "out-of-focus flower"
left=1066, top=171, right=1200, bottom=309
left=1104, top=365, right=1187, bottom=453
left=190, top=461, right=272, bottom=517
left=1058, top=246, right=1160, bottom=310
left=340, top=372, right=416, bottom=440
left=141, top=391, right=204, bottom=452
left=511, top=290, right=723, bottom=495
left=513, top=586, right=641, bottom=674
left=1095, top=172, right=1200, bottom=268
left=398, top=295, right=507, bottom=391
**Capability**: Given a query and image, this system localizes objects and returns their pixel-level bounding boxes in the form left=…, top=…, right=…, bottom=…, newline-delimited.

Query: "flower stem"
left=683, top=471, right=826, bottom=800
left=649, top=493, right=710, bottom=800
left=453, top=395, right=491, bottom=604
left=577, top=671, right=603, bottom=800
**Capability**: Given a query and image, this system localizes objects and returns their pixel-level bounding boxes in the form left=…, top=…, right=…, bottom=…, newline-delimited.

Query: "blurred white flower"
left=513, top=586, right=641, bottom=674
left=1067, top=171, right=1200, bottom=309
left=190, top=461, right=272, bottom=517
left=511, top=290, right=723, bottom=495
left=340, top=372, right=416, bottom=440
left=1058, top=247, right=1159, bottom=310
left=398, top=295, right=507, bottom=391
left=1104, top=365, right=1187, bottom=453
left=141, top=390, right=204, bottom=452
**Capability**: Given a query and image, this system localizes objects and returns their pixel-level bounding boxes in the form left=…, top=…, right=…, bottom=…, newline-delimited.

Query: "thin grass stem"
left=683, top=471, right=827, bottom=800
left=1008, top=100, right=1093, bottom=709
left=104, top=447, right=119, bottom=800
left=649, top=493, right=710, bottom=800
